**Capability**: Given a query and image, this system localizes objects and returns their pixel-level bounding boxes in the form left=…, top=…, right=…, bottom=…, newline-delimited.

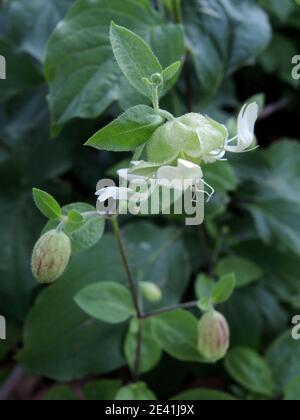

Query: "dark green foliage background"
left=0, top=0, right=300, bottom=400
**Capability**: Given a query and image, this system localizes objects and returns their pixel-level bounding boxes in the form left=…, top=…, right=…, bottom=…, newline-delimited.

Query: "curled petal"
left=225, top=102, right=259, bottom=153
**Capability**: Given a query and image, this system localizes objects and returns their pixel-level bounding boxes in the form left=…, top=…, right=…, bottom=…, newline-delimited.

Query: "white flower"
left=156, top=159, right=214, bottom=201
left=156, top=159, right=203, bottom=191
left=202, top=149, right=226, bottom=164
left=96, top=186, right=134, bottom=202
left=225, top=102, right=259, bottom=153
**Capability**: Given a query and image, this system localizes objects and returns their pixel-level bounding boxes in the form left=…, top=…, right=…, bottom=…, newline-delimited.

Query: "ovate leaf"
left=83, top=379, right=122, bottom=400
left=86, top=105, right=163, bottom=151
left=7, top=0, right=74, bottom=62
left=195, top=274, right=214, bottom=300
left=212, top=273, right=236, bottom=305
left=183, top=0, right=271, bottom=99
left=214, top=256, right=263, bottom=288
left=44, top=0, right=184, bottom=132
left=152, top=310, right=203, bottom=363
left=110, top=22, right=162, bottom=98
left=44, top=385, right=77, bottom=401
left=115, top=382, right=157, bottom=400
left=75, top=282, right=135, bottom=324
left=225, top=347, right=274, bottom=397
left=267, top=331, right=300, bottom=391
left=66, top=210, right=84, bottom=232
left=32, top=188, right=61, bottom=220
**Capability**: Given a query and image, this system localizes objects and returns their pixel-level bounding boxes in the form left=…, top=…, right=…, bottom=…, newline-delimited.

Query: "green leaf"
left=75, top=282, right=135, bottom=324
left=44, top=203, right=105, bottom=254
left=19, top=222, right=190, bottom=380
left=260, top=34, right=298, bottom=88
left=32, top=188, right=61, bottom=220
left=44, top=0, right=184, bottom=131
left=203, top=161, right=238, bottom=193
left=83, top=379, right=122, bottom=400
left=284, top=377, right=300, bottom=401
left=86, top=105, right=163, bottom=151
left=44, top=385, right=77, bottom=401
left=212, top=273, right=236, bottom=305
left=235, top=241, right=300, bottom=305
left=267, top=331, right=300, bottom=391
left=162, top=61, right=181, bottom=82
left=0, top=37, right=42, bottom=104
left=235, top=141, right=300, bottom=256
left=214, top=257, right=263, bottom=288
left=171, top=389, right=237, bottom=401
left=110, top=22, right=162, bottom=98
left=0, top=86, right=77, bottom=185
left=124, top=319, right=162, bottom=374
left=152, top=310, right=203, bottom=363
left=220, top=288, right=263, bottom=349
left=225, top=347, right=274, bottom=397
left=6, top=0, right=74, bottom=62
left=195, top=274, right=214, bottom=311
left=66, top=210, right=84, bottom=233
left=183, top=0, right=271, bottom=99
left=261, top=0, right=295, bottom=23
left=115, top=382, right=157, bottom=400
left=0, top=191, right=43, bottom=321
left=195, top=274, right=214, bottom=300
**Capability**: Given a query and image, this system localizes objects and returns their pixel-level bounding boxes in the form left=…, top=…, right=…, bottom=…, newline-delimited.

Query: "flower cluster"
left=97, top=102, right=259, bottom=210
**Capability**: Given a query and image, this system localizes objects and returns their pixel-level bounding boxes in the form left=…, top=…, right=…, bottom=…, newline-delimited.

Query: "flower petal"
left=156, top=159, right=203, bottom=191
left=96, top=187, right=133, bottom=202
left=225, top=102, right=258, bottom=153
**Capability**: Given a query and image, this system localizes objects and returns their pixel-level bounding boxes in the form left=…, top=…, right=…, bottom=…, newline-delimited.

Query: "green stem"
left=209, top=227, right=227, bottom=273
left=56, top=218, right=66, bottom=232
left=172, top=0, right=182, bottom=23
left=152, top=85, right=160, bottom=113
left=110, top=217, right=143, bottom=382
left=111, top=217, right=142, bottom=318
left=158, top=109, right=175, bottom=121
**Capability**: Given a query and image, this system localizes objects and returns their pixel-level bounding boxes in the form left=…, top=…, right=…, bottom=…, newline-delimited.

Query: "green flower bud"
left=198, top=310, right=229, bottom=363
left=150, top=72, right=164, bottom=87
left=139, top=281, right=162, bottom=303
left=31, top=230, right=71, bottom=284
left=147, top=113, right=228, bottom=164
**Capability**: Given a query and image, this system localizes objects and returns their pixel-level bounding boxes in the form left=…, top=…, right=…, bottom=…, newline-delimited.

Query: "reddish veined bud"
left=198, top=310, right=230, bottom=362
left=31, top=230, right=71, bottom=284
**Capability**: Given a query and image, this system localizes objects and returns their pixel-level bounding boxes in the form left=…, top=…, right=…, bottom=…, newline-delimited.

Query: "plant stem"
left=110, top=217, right=143, bottom=382
left=158, top=109, right=175, bottom=121
left=184, top=54, right=193, bottom=112
left=152, top=85, right=160, bottom=113
left=141, top=300, right=198, bottom=320
left=111, top=217, right=142, bottom=318
left=172, top=0, right=182, bottom=23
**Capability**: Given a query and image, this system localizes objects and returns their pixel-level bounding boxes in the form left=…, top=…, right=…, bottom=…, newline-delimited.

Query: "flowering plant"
left=1, top=0, right=300, bottom=402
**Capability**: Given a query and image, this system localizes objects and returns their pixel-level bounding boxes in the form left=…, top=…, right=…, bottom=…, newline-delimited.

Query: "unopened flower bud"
left=31, top=230, right=71, bottom=284
left=150, top=72, right=164, bottom=86
left=198, top=310, right=230, bottom=362
left=139, top=282, right=162, bottom=303
left=147, top=113, right=228, bottom=164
